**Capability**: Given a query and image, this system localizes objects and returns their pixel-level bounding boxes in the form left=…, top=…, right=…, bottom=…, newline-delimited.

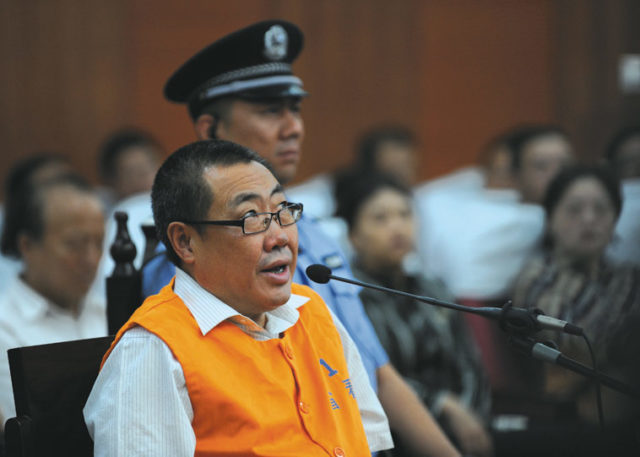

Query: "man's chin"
left=264, top=289, right=292, bottom=310
left=273, top=165, right=298, bottom=185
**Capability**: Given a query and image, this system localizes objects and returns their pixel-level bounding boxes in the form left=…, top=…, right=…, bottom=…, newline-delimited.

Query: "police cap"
left=164, top=20, right=307, bottom=119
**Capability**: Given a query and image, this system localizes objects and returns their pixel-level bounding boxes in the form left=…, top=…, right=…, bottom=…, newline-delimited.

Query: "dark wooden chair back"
left=106, top=211, right=142, bottom=334
left=4, top=336, right=114, bottom=457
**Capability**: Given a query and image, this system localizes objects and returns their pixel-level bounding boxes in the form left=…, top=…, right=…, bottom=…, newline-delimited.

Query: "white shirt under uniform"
left=84, top=268, right=393, bottom=456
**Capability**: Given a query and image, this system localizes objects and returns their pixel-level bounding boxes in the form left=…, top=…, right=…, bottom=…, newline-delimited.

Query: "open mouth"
left=263, top=264, right=287, bottom=274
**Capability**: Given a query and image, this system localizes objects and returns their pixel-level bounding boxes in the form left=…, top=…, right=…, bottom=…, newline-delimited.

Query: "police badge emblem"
left=263, top=24, right=288, bottom=61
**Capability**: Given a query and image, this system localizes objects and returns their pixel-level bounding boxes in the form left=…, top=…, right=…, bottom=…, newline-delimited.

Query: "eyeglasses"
left=178, top=202, right=303, bottom=235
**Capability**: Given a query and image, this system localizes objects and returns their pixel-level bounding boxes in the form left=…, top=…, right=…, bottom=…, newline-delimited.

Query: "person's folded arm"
left=377, top=363, right=461, bottom=457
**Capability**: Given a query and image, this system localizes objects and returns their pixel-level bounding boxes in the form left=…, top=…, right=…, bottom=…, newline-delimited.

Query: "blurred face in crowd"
left=172, top=161, right=298, bottom=326
left=20, top=185, right=105, bottom=314
left=30, top=160, right=72, bottom=186
left=350, top=187, right=414, bottom=272
left=374, top=141, right=418, bottom=185
left=518, top=133, right=573, bottom=203
left=484, top=144, right=516, bottom=190
left=113, top=145, right=161, bottom=200
left=549, top=176, right=617, bottom=263
left=205, top=97, right=305, bottom=185
left=613, top=134, right=640, bottom=179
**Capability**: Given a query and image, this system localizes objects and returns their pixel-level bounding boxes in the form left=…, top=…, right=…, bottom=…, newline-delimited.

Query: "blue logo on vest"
left=319, top=358, right=338, bottom=377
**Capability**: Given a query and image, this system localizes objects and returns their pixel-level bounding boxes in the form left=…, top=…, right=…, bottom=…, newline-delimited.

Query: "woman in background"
left=513, top=165, right=640, bottom=453
left=336, top=171, right=493, bottom=457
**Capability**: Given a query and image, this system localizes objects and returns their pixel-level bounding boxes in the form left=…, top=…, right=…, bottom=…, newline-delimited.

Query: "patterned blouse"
left=513, top=253, right=640, bottom=423
left=351, top=263, right=491, bottom=421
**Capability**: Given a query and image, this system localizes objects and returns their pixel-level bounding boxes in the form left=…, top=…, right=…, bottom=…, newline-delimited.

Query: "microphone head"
left=306, top=264, right=332, bottom=284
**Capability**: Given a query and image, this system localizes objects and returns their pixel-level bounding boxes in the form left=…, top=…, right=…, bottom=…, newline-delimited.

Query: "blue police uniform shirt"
left=141, top=215, right=388, bottom=391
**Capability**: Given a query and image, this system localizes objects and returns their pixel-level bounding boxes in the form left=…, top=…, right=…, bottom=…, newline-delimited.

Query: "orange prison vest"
left=104, top=281, right=371, bottom=457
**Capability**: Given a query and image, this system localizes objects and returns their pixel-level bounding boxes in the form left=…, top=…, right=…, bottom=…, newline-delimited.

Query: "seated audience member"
left=604, top=125, right=640, bottom=266
left=289, top=125, right=419, bottom=220
left=0, top=173, right=107, bottom=424
left=414, top=126, right=573, bottom=402
left=289, top=126, right=420, bottom=261
left=96, top=128, right=162, bottom=211
left=509, top=124, right=574, bottom=204
left=90, top=130, right=163, bottom=300
left=0, top=154, right=71, bottom=290
left=415, top=126, right=571, bottom=300
left=84, top=140, right=393, bottom=456
left=336, top=172, right=493, bottom=457
left=513, top=165, right=640, bottom=431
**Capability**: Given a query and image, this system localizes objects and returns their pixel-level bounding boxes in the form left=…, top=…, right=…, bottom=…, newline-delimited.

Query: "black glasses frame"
left=178, top=202, right=303, bottom=235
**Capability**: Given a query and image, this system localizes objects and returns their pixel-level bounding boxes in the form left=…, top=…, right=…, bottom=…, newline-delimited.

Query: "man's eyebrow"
left=229, top=184, right=285, bottom=208
left=271, top=184, right=284, bottom=197
left=230, top=192, right=260, bottom=208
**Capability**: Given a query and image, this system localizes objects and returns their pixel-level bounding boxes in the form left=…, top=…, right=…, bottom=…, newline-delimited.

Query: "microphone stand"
left=319, top=270, right=640, bottom=401
left=507, top=334, right=639, bottom=400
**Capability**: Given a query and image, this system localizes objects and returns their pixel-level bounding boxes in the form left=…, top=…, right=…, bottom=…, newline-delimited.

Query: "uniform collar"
left=173, top=267, right=309, bottom=339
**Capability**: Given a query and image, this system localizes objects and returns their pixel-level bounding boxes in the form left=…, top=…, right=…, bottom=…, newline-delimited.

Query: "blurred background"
left=1, top=0, right=639, bottom=194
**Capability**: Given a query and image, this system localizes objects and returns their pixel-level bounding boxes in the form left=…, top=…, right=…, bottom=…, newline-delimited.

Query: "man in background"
left=604, top=125, right=640, bottom=266
left=96, top=128, right=162, bottom=212
left=0, top=172, right=107, bottom=425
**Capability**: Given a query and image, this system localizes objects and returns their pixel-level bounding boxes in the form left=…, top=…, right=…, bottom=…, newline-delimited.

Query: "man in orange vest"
left=84, top=139, right=392, bottom=456
left=140, top=20, right=461, bottom=457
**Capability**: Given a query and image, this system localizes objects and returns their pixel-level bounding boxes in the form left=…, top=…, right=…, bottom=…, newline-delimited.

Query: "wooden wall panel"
left=0, top=0, right=130, bottom=190
left=2, top=1, right=639, bottom=196
left=126, top=0, right=424, bottom=183
left=554, top=0, right=640, bottom=160
left=418, top=1, right=554, bottom=178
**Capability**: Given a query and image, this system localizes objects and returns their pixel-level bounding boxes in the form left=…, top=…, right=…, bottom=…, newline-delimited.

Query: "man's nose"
left=281, top=109, right=304, bottom=138
left=264, top=217, right=290, bottom=250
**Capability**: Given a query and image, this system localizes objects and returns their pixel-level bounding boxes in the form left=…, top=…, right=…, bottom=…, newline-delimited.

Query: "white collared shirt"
left=84, top=268, right=392, bottom=456
left=0, top=275, right=107, bottom=422
left=415, top=185, right=544, bottom=299
left=608, top=178, right=640, bottom=266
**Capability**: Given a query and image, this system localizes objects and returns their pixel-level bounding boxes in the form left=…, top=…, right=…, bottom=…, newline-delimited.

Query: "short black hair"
left=4, top=153, right=69, bottom=198
left=543, top=165, right=622, bottom=221
left=194, top=96, right=235, bottom=123
left=605, top=125, right=640, bottom=162
left=151, top=139, right=272, bottom=266
left=1, top=173, right=93, bottom=258
left=355, top=126, right=417, bottom=171
left=98, top=128, right=160, bottom=183
left=335, top=170, right=412, bottom=233
left=507, top=124, right=568, bottom=172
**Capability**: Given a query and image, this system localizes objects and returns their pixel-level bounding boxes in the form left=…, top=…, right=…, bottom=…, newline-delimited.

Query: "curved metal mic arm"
left=508, top=334, right=640, bottom=400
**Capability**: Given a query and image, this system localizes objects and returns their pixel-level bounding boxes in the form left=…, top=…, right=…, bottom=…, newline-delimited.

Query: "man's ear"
left=167, top=222, right=196, bottom=264
left=194, top=113, right=217, bottom=140
left=17, top=233, right=35, bottom=261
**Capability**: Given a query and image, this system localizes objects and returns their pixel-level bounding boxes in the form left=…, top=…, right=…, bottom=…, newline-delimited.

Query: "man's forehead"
left=204, top=162, right=283, bottom=204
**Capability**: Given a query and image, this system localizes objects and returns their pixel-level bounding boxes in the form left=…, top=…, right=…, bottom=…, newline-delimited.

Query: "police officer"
left=144, top=20, right=461, bottom=457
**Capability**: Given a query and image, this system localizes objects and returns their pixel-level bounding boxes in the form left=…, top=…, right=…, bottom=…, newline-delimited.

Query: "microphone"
left=305, top=264, right=583, bottom=336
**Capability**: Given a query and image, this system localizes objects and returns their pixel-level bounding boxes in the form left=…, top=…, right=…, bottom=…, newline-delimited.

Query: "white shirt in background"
left=608, top=178, right=640, bottom=267
left=416, top=186, right=544, bottom=300
left=0, top=276, right=107, bottom=421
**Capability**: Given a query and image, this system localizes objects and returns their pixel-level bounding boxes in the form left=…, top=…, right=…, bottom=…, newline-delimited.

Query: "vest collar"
left=173, top=267, right=309, bottom=338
